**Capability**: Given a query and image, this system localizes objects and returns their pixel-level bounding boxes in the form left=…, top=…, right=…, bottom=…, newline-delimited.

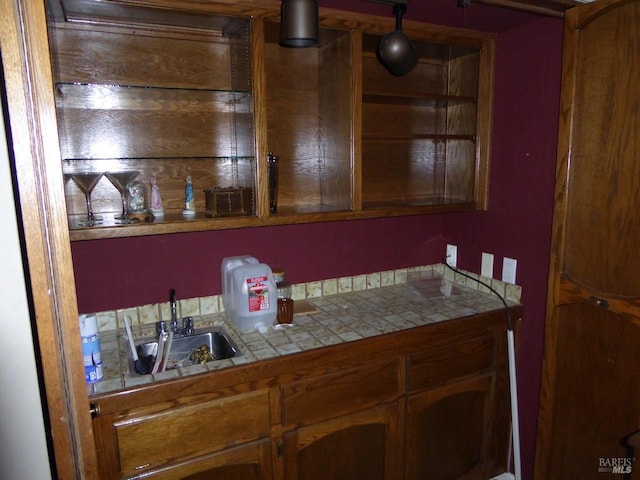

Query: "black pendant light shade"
left=377, top=3, right=419, bottom=76
left=280, top=0, right=319, bottom=48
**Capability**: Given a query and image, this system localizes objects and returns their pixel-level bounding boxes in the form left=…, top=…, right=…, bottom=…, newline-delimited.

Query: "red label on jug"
left=247, top=276, right=270, bottom=312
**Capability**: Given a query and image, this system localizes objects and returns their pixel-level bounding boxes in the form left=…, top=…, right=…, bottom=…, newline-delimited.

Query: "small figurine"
left=150, top=177, right=164, bottom=219
left=182, top=175, right=196, bottom=217
left=126, top=179, right=154, bottom=223
left=128, top=180, right=148, bottom=213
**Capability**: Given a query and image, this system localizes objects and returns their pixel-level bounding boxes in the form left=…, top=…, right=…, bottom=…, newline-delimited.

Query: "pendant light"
left=376, top=2, right=419, bottom=76
left=280, top=0, right=319, bottom=47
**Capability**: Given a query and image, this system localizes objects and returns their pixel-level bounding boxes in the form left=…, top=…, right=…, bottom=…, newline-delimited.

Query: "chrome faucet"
left=156, top=289, right=194, bottom=338
left=170, top=288, right=179, bottom=332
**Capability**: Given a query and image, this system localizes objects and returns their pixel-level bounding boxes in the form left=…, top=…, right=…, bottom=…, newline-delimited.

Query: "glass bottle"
left=273, top=268, right=291, bottom=299
left=267, top=152, right=279, bottom=214
left=273, top=268, right=293, bottom=325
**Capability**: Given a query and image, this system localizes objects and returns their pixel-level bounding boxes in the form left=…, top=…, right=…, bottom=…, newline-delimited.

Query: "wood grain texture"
left=45, top=1, right=494, bottom=240
left=536, top=1, right=640, bottom=478
left=90, top=309, right=519, bottom=478
left=115, top=389, right=270, bottom=475
left=0, top=0, right=100, bottom=478
left=121, top=439, right=273, bottom=480
left=3, top=0, right=501, bottom=477
left=361, top=34, right=487, bottom=209
left=406, top=376, right=492, bottom=480
left=281, top=358, right=401, bottom=427
left=285, top=404, right=400, bottom=480
left=408, top=329, right=495, bottom=391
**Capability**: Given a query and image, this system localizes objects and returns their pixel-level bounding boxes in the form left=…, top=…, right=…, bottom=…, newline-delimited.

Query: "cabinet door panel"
left=544, top=305, right=640, bottom=478
left=130, top=439, right=273, bottom=480
left=281, top=359, right=401, bottom=427
left=283, top=403, right=400, bottom=480
left=563, top=0, right=640, bottom=297
left=264, top=22, right=352, bottom=215
left=406, top=375, right=492, bottom=480
left=408, top=329, right=494, bottom=391
left=537, top=1, right=640, bottom=478
left=114, top=389, right=270, bottom=475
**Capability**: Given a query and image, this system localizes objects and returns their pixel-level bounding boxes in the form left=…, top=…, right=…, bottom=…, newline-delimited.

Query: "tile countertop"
left=90, top=271, right=519, bottom=397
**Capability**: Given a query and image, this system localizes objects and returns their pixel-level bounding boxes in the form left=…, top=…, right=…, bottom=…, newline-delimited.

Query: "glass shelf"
left=362, top=92, right=476, bottom=108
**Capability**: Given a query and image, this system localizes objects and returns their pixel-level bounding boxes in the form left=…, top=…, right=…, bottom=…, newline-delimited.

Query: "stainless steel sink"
left=129, top=326, right=241, bottom=375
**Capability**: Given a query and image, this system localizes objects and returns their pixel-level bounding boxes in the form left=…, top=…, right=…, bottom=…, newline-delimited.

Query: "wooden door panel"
left=563, top=0, right=640, bottom=298
left=545, top=304, right=640, bottom=478
left=537, top=1, right=640, bottom=477
left=406, top=376, right=492, bottom=480
left=128, top=439, right=273, bottom=480
left=283, top=404, right=400, bottom=480
left=281, top=359, right=401, bottom=428
left=296, top=424, right=386, bottom=480
left=114, top=389, right=270, bottom=475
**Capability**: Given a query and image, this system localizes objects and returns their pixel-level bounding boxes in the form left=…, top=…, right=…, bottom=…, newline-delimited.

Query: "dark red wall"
left=443, top=17, right=563, bottom=480
left=72, top=215, right=446, bottom=311
left=70, top=3, right=564, bottom=479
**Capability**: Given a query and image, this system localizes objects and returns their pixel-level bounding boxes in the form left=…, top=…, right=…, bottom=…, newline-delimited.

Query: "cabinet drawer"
left=409, top=332, right=495, bottom=392
left=282, top=359, right=401, bottom=427
left=114, top=389, right=270, bottom=474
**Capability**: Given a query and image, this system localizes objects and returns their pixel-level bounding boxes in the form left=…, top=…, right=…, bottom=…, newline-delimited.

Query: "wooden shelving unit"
left=45, top=0, right=495, bottom=240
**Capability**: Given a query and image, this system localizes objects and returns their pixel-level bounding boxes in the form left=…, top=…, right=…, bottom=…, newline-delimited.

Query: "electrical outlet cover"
left=481, top=252, right=494, bottom=278
left=502, top=257, right=517, bottom=284
left=446, top=244, right=457, bottom=267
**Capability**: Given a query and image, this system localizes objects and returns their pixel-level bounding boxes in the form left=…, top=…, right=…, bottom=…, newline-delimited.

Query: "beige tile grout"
left=94, top=263, right=522, bottom=333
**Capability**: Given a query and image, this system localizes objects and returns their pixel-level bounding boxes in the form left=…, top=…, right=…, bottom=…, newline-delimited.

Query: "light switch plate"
left=502, top=257, right=517, bottom=284
left=481, top=252, right=494, bottom=278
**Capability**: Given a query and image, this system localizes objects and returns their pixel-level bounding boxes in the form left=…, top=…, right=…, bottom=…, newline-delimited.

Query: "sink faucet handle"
left=169, top=288, right=178, bottom=326
left=182, top=317, right=194, bottom=335
left=156, top=320, right=168, bottom=335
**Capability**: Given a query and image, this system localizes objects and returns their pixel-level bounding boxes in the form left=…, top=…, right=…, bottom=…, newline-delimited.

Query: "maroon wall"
left=72, top=215, right=446, bottom=312
left=70, top=3, right=564, bottom=479
left=443, top=17, right=563, bottom=480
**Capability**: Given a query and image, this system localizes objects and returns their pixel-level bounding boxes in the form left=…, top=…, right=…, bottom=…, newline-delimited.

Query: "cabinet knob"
left=89, top=402, right=100, bottom=418
left=589, top=296, right=609, bottom=309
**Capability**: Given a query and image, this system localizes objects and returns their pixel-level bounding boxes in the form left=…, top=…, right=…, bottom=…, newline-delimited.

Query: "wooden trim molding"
left=0, top=0, right=99, bottom=478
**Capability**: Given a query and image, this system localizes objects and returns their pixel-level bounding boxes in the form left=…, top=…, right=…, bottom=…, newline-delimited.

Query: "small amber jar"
left=273, top=268, right=293, bottom=324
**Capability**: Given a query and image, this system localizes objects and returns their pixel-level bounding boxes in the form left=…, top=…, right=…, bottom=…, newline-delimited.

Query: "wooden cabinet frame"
left=0, top=1, right=507, bottom=478
left=38, top=0, right=495, bottom=241
left=87, top=310, right=518, bottom=479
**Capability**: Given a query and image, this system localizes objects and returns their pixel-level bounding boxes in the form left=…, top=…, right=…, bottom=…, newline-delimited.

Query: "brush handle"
left=124, top=316, right=139, bottom=361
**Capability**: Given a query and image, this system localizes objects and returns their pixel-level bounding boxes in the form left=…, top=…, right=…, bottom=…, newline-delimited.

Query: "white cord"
left=444, top=260, right=522, bottom=479
left=507, top=329, right=522, bottom=480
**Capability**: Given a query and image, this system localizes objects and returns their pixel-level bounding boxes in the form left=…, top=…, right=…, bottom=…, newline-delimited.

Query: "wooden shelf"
left=363, top=92, right=476, bottom=107
left=362, top=134, right=476, bottom=142
left=363, top=197, right=476, bottom=210
left=46, top=2, right=493, bottom=241
left=361, top=31, right=486, bottom=211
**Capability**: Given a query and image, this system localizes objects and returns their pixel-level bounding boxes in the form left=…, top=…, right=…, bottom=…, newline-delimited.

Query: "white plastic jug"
left=221, top=255, right=277, bottom=330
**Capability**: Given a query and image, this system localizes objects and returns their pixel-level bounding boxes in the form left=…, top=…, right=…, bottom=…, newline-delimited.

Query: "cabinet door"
left=126, top=439, right=273, bottom=480
left=94, top=389, right=271, bottom=478
left=536, top=0, right=640, bottom=478
left=263, top=21, right=353, bottom=215
left=281, top=358, right=401, bottom=428
left=46, top=2, right=256, bottom=238
left=282, top=403, right=401, bottom=480
left=360, top=30, right=493, bottom=212
left=406, top=375, right=493, bottom=480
